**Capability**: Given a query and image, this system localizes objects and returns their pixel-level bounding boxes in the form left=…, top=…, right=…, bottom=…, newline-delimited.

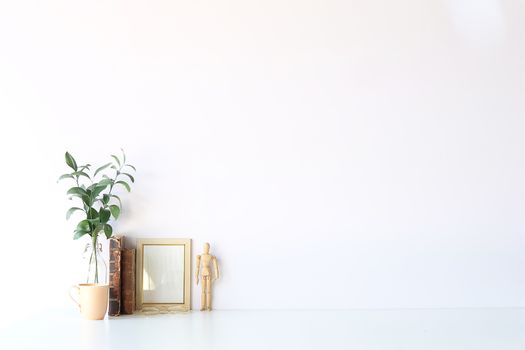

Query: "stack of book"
left=108, top=235, right=136, bottom=316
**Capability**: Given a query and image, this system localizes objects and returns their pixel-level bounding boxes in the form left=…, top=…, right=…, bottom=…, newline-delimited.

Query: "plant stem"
left=92, top=234, right=99, bottom=284
left=106, top=166, right=121, bottom=200
left=87, top=246, right=94, bottom=284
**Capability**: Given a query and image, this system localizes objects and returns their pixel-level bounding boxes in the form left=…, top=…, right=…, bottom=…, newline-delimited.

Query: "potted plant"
left=58, top=149, right=135, bottom=284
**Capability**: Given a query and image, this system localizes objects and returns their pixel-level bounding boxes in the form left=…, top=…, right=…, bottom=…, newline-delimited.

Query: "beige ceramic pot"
left=69, top=284, right=109, bottom=320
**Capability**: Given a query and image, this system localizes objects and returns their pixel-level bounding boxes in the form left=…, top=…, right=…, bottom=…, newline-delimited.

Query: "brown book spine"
left=121, top=249, right=136, bottom=314
left=108, top=236, right=123, bottom=316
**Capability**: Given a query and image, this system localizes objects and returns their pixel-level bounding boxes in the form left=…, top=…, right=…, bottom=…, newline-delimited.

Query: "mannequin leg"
left=206, top=276, right=211, bottom=311
left=206, top=277, right=212, bottom=310
left=200, top=278, right=207, bottom=311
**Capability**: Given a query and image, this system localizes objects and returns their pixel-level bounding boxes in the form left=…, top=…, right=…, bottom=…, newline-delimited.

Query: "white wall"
left=1, top=0, right=525, bottom=319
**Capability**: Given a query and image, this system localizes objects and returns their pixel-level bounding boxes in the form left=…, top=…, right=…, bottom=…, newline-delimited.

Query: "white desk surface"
left=1, top=308, right=524, bottom=349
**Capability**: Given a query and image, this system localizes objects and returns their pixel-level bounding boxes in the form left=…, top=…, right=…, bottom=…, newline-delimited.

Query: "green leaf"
left=67, top=187, right=87, bottom=197
left=99, top=208, right=111, bottom=223
left=97, top=178, right=113, bottom=187
left=92, top=224, right=104, bottom=236
left=76, top=219, right=90, bottom=232
left=71, top=171, right=90, bottom=180
left=94, top=162, right=112, bottom=177
left=91, top=184, right=109, bottom=198
left=81, top=194, right=91, bottom=206
left=121, top=148, right=126, bottom=164
left=111, top=155, right=121, bottom=167
left=116, top=181, right=131, bottom=192
left=58, top=174, right=74, bottom=182
left=124, top=164, right=136, bottom=171
left=73, top=230, right=89, bottom=240
left=109, top=205, right=120, bottom=219
left=65, top=152, right=78, bottom=171
left=66, top=207, right=83, bottom=220
left=111, top=195, right=122, bottom=207
left=78, top=164, right=91, bottom=171
left=102, top=194, right=110, bottom=205
left=103, top=224, right=113, bottom=238
left=121, top=173, right=135, bottom=183
left=87, top=208, right=99, bottom=219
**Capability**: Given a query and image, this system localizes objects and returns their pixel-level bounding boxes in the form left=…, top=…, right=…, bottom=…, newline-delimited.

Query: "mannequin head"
left=203, top=242, right=210, bottom=254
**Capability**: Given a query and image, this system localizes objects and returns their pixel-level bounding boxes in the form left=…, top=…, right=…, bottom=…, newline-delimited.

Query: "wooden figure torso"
left=199, top=253, right=214, bottom=277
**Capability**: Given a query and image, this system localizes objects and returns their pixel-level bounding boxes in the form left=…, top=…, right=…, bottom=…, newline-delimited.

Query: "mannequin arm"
left=212, top=256, right=220, bottom=281
left=195, top=255, right=201, bottom=284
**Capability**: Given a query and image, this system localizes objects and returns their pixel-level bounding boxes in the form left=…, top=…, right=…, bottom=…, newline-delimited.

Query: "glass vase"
left=83, top=236, right=108, bottom=284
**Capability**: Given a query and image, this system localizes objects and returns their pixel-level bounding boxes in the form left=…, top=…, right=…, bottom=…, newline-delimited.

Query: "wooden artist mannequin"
left=195, top=243, right=220, bottom=311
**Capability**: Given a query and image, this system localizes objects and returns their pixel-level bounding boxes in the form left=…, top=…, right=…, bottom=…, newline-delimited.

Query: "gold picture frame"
left=136, top=238, right=191, bottom=312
